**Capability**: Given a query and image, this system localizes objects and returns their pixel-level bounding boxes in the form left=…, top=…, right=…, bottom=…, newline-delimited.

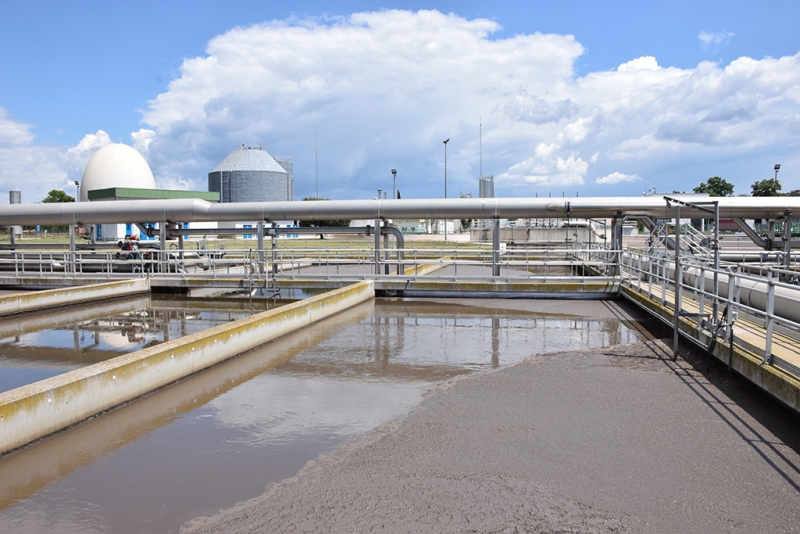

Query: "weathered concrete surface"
left=184, top=340, right=800, bottom=534
left=0, top=279, right=150, bottom=316
left=0, top=281, right=374, bottom=455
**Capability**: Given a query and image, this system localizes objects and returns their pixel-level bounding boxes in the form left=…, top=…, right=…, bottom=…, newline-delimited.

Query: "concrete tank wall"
left=0, top=281, right=375, bottom=455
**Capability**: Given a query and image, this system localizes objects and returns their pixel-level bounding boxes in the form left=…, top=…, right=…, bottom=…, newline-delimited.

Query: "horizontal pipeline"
left=0, top=196, right=798, bottom=226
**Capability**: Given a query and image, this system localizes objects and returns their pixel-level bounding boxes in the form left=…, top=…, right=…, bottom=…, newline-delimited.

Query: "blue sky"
left=1, top=1, right=799, bottom=202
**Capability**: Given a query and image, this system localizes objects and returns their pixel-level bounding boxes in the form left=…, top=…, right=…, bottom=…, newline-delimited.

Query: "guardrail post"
left=257, top=220, right=265, bottom=275
left=69, top=224, right=76, bottom=275
left=384, top=231, right=390, bottom=275
left=637, top=254, right=642, bottom=288
left=374, top=217, right=381, bottom=275
left=699, top=264, right=705, bottom=319
left=159, top=224, right=167, bottom=273
left=765, top=271, right=775, bottom=365
left=673, top=262, right=682, bottom=360
left=492, top=217, right=500, bottom=277
left=272, top=224, right=278, bottom=276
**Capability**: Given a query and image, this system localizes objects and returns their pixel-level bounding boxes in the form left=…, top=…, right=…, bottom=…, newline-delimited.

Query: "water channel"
left=0, top=297, right=660, bottom=533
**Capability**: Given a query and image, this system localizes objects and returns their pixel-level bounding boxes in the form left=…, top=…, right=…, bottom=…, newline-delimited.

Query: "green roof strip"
left=87, top=187, right=219, bottom=202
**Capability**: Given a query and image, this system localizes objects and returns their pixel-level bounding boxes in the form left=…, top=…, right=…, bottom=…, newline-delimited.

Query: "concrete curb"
left=0, top=280, right=375, bottom=455
left=0, top=279, right=151, bottom=316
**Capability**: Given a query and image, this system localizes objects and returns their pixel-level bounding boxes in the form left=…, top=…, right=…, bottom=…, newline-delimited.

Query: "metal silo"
left=208, top=145, right=294, bottom=203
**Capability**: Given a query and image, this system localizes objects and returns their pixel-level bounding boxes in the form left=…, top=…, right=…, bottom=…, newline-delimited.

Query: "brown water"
left=0, top=298, right=659, bottom=534
left=0, top=295, right=286, bottom=393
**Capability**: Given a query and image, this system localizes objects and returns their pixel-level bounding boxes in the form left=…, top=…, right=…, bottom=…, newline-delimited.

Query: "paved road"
left=184, top=339, right=800, bottom=533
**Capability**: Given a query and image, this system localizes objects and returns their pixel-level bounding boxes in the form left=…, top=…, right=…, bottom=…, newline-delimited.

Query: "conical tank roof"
left=211, top=145, right=287, bottom=174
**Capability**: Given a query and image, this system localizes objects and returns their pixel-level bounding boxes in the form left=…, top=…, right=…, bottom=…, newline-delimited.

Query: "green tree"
left=693, top=176, right=733, bottom=197
left=298, top=197, right=351, bottom=229
left=42, top=189, right=75, bottom=203
left=751, top=178, right=783, bottom=197
left=40, top=189, right=75, bottom=233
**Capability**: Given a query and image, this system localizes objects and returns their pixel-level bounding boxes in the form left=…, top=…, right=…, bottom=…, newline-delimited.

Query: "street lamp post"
left=74, top=180, right=80, bottom=202
left=391, top=169, right=397, bottom=200
left=443, top=138, right=450, bottom=242
left=774, top=164, right=781, bottom=194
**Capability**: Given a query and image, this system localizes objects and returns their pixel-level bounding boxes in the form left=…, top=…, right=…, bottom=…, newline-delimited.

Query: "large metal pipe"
left=3, top=196, right=800, bottom=226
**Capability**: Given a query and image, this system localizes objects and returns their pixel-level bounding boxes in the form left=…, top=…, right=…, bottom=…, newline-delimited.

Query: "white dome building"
left=80, top=143, right=156, bottom=202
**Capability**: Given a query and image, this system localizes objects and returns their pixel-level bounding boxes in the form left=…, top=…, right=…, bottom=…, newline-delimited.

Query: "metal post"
left=492, top=217, right=500, bottom=276
left=271, top=224, right=278, bottom=276
left=726, top=267, right=736, bottom=371
left=69, top=224, right=76, bottom=274
left=610, top=216, right=622, bottom=276
left=783, top=211, right=793, bottom=269
left=765, top=271, right=775, bottom=364
left=443, top=138, right=449, bottom=243
left=257, top=220, right=265, bottom=275
left=384, top=231, right=390, bottom=275
left=713, top=201, right=720, bottom=322
left=375, top=217, right=381, bottom=275
left=159, top=223, right=167, bottom=273
left=673, top=205, right=681, bottom=359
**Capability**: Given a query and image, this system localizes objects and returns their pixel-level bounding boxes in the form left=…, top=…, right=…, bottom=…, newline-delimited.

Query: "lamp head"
left=443, top=139, right=450, bottom=145
left=391, top=169, right=396, bottom=176
left=775, top=164, right=781, bottom=171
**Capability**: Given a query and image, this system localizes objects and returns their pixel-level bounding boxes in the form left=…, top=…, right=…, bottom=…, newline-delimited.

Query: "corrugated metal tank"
left=208, top=145, right=293, bottom=203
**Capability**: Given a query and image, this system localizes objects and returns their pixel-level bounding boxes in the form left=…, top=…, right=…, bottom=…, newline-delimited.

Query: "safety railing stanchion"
left=765, top=270, right=775, bottom=365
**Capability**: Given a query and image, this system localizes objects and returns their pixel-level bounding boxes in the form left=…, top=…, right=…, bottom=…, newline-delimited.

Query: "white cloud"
left=131, top=129, right=156, bottom=155
left=499, top=151, right=588, bottom=187
left=617, top=56, right=660, bottom=72
left=130, top=10, right=800, bottom=198
left=0, top=108, right=35, bottom=146
left=595, top=171, right=641, bottom=185
left=4, top=10, right=800, bottom=201
left=699, top=30, right=735, bottom=50
left=64, top=130, right=111, bottom=164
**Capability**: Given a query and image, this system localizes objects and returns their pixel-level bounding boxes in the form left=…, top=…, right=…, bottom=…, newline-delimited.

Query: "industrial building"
left=208, top=145, right=297, bottom=238
left=208, top=145, right=293, bottom=203
left=80, top=143, right=218, bottom=242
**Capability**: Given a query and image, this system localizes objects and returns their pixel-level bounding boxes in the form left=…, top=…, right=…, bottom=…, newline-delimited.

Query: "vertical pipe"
left=384, top=231, right=389, bottom=275
left=159, top=223, right=167, bottom=273
left=69, top=225, right=76, bottom=274
left=492, top=217, right=500, bottom=276
left=257, top=220, right=265, bottom=275
left=783, top=211, right=793, bottom=269
left=374, top=218, right=381, bottom=275
left=271, top=224, right=278, bottom=276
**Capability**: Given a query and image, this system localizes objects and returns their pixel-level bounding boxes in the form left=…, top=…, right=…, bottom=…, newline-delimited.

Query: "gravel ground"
left=183, top=339, right=800, bottom=533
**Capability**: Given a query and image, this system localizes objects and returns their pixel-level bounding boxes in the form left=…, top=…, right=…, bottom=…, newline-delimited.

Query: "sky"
left=1, top=0, right=799, bottom=203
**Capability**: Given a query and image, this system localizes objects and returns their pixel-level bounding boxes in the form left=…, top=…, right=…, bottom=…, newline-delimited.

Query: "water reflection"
left=0, top=295, right=289, bottom=393
left=0, top=298, right=656, bottom=534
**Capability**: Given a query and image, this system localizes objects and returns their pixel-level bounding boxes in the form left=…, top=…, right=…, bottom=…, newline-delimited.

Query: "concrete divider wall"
left=0, top=281, right=375, bottom=455
left=0, top=279, right=151, bottom=316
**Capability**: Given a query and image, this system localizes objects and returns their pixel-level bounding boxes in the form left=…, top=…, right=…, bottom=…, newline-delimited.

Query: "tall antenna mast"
left=315, top=127, right=319, bottom=198
left=479, top=117, right=482, bottom=178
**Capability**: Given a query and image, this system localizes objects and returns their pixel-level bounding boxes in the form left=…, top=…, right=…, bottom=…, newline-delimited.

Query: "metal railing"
left=0, top=245, right=622, bottom=282
left=617, top=249, right=800, bottom=375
